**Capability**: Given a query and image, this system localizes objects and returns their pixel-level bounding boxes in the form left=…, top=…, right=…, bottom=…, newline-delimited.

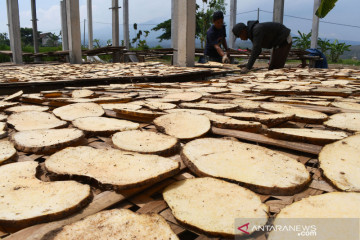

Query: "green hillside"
left=341, top=45, right=360, bottom=59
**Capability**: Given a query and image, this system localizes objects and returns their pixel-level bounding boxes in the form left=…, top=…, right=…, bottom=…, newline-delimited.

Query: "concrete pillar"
left=310, top=0, right=321, bottom=49
left=31, top=0, right=40, bottom=59
left=229, top=0, right=237, bottom=49
left=123, top=0, right=129, bottom=49
left=171, top=0, right=178, bottom=65
left=66, top=0, right=82, bottom=64
left=7, top=0, right=23, bottom=64
left=273, top=0, right=285, bottom=24
left=87, top=0, right=93, bottom=49
left=6, top=0, right=14, bottom=56
left=60, top=0, right=69, bottom=52
left=112, top=0, right=120, bottom=62
left=175, top=0, right=196, bottom=67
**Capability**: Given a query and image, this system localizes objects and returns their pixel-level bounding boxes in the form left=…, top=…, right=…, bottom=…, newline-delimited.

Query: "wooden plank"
left=136, top=200, right=168, bottom=214
left=0, top=230, right=9, bottom=238
left=309, top=180, right=336, bottom=192
left=211, top=127, right=322, bottom=155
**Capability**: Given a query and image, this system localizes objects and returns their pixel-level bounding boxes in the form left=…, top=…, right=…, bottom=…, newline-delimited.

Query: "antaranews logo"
left=235, top=218, right=360, bottom=240
left=237, top=222, right=316, bottom=236
left=237, top=223, right=250, bottom=235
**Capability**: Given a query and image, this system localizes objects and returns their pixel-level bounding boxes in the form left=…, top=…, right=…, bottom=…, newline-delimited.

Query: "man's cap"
left=232, top=23, right=247, bottom=37
left=212, top=11, right=224, bottom=21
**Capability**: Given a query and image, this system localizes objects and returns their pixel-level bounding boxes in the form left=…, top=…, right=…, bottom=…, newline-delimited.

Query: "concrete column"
left=60, top=0, right=69, bottom=51
left=175, top=0, right=196, bottom=67
left=310, top=0, right=321, bottom=49
left=229, top=0, right=237, bottom=49
left=6, top=0, right=14, bottom=55
left=7, top=0, right=22, bottom=64
left=66, top=0, right=82, bottom=64
left=87, top=0, right=93, bottom=49
left=273, top=0, right=285, bottom=24
left=171, top=0, right=178, bottom=65
left=112, top=0, right=120, bottom=62
left=123, top=0, right=129, bottom=49
left=31, top=0, right=40, bottom=58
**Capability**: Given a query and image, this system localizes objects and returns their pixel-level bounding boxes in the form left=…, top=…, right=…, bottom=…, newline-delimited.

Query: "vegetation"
left=0, top=33, right=10, bottom=46
left=316, top=0, right=338, bottom=18
left=131, top=23, right=150, bottom=51
left=293, top=31, right=351, bottom=63
left=151, top=20, right=171, bottom=42
left=293, top=31, right=312, bottom=50
left=152, top=0, right=227, bottom=48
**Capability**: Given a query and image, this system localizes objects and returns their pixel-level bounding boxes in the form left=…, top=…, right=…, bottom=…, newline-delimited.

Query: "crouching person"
left=232, top=21, right=292, bottom=73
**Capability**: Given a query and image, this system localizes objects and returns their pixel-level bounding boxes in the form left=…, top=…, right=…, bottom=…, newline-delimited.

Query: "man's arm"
left=214, top=43, right=226, bottom=57
left=246, top=33, right=263, bottom=70
left=222, top=38, right=229, bottom=54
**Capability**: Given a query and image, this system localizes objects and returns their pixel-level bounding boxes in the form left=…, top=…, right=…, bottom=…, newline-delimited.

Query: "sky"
left=1, top=0, right=360, bottom=47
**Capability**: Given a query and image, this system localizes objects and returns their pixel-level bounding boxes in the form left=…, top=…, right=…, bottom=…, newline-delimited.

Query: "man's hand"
left=222, top=55, right=230, bottom=64
left=240, top=67, right=250, bottom=74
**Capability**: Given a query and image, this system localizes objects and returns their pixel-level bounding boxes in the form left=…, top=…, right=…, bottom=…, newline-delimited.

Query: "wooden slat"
left=309, top=180, right=336, bottom=192
left=211, top=127, right=322, bottom=155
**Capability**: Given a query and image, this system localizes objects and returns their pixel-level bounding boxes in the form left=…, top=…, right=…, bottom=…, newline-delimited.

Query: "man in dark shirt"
left=204, top=11, right=230, bottom=63
left=232, top=21, right=292, bottom=73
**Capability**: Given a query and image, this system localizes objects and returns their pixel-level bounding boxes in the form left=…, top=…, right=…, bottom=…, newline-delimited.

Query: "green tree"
left=21, top=27, right=35, bottom=46
left=328, top=39, right=351, bottom=62
left=293, top=31, right=312, bottom=50
left=20, top=27, right=42, bottom=46
left=151, top=20, right=171, bottom=42
left=131, top=25, right=150, bottom=50
left=93, top=39, right=101, bottom=48
left=151, top=0, right=226, bottom=48
left=317, top=38, right=331, bottom=55
left=0, top=33, right=10, bottom=46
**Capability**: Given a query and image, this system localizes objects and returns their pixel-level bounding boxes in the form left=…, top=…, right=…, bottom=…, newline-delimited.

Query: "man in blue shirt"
left=204, top=11, right=230, bottom=63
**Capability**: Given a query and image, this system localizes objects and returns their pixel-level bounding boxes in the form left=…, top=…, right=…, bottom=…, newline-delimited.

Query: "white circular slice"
left=7, top=111, right=67, bottom=131
left=180, top=102, right=238, bottom=113
left=71, top=89, right=94, bottom=98
left=12, top=128, right=85, bottom=154
left=268, top=192, right=360, bottom=240
left=5, top=105, right=49, bottom=114
left=50, top=209, right=178, bottom=240
left=0, top=141, right=16, bottom=166
left=112, top=130, right=179, bottom=156
left=319, top=134, right=360, bottom=192
left=163, top=177, right=269, bottom=238
left=45, top=146, right=180, bottom=191
left=53, top=102, right=104, bottom=121
left=261, top=103, right=328, bottom=123
left=331, top=101, right=360, bottom=111
left=267, top=128, right=348, bottom=145
left=154, top=112, right=211, bottom=140
left=0, top=161, right=92, bottom=231
left=72, top=117, right=139, bottom=135
left=164, top=92, right=202, bottom=102
left=324, top=113, right=360, bottom=132
left=100, top=103, right=142, bottom=111
left=181, top=138, right=310, bottom=195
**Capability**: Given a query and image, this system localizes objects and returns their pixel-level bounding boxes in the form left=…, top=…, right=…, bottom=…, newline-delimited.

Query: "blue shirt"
left=204, top=25, right=227, bottom=58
